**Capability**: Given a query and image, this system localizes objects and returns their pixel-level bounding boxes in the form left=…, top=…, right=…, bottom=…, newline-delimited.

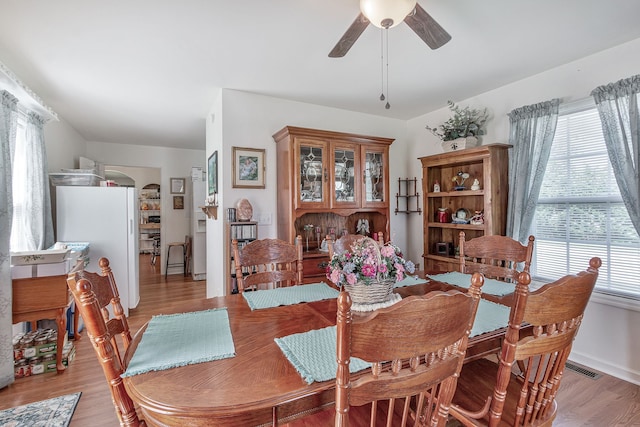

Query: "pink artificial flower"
left=378, top=264, right=388, bottom=273
left=380, top=245, right=395, bottom=257
left=346, top=273, right=358, bottom=285
left=361, top=264, right=377, bottom=277
left=330, top=269, right=341, bottom=284
left=394, top=263, right=405, bottom=274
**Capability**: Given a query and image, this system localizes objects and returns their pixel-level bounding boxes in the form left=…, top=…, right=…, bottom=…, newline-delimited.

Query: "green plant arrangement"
left=425, top=100, right=489, bottom=141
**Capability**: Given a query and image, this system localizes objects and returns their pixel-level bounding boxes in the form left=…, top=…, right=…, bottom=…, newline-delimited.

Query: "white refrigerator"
left=56, top=186, right=139, bottom=316
left=190, top=169, right=207, bottom=280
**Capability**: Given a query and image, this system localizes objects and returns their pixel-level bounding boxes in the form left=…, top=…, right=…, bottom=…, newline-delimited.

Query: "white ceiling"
left=1, top=1, right=639, bottom=150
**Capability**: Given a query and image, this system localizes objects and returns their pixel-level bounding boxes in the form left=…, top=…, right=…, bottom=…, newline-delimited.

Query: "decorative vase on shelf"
left=236, top=198, right=253, bottom=221
left=441, top=136, right=479, bottom=152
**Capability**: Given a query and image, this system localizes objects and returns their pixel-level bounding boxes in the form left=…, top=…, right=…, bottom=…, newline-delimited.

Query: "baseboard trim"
left=569, top=351, right=640, bottom=386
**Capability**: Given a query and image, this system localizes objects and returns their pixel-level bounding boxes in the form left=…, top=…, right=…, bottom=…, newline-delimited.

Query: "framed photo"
left=170, top=177, right=185, bottom=194
left=208, top=151, right=218, bottom=195
left=173, top=195, right=184, bottom=210
left=232, top=147, right=265, bottom=189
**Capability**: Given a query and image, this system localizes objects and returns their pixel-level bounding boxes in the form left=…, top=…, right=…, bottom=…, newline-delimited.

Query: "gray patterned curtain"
left=0, top=90, right=18, bottom=389
left=10, top=111, right=54, bottom=250
left=506, top=99, right=560, bottom=243
left=591, top=75, right=640, bottom=235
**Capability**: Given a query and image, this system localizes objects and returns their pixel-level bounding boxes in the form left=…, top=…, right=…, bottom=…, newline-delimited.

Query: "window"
left=531, top=101, right=640, bottom=299
left=9, top=114, right=28, bottom=251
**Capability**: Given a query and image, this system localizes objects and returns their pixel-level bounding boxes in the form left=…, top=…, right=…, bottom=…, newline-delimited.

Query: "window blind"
left=532, top=105, right=640, bottom=299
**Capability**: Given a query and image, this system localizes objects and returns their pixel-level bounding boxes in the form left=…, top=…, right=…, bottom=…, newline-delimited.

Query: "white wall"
left=405, top=37, right=640, bottom=385
left=44, top=117, right=87, bottom=172
left=86, top=141, right=205, bottom=275
left=205, top=90, right=225, bottom=298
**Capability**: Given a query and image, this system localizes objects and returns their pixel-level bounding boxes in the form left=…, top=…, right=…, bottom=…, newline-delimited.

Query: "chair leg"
left=183, top=244, right=187, bottom=277
left=165, top=245, right=170, bottom=279
left=166, top=244, right=186, bottom=279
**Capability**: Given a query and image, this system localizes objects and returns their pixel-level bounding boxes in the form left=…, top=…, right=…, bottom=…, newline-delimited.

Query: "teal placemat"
left=122, top=308, right=235, bottom=377
left=275, top=326, right=369, bottom=384
left=243, top=282, right=339, bottom=310
left=471, top=299, right=510, bottom=337
left=275, top=299, right=509, bottom=385
left=394, top=275, right=428, bottom=288
left=428, top=271, right=514, bottom=296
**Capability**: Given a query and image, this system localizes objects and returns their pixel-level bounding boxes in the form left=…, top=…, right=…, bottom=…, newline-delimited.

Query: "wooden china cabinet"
left=273, top=126, right=394, bottom=283
left=419, top=144, right=511, bottom=272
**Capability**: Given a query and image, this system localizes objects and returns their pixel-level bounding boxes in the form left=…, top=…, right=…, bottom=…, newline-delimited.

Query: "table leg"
left=73, top=303, right=81, bottom=340
left=55, top=308, right=67, bottom=373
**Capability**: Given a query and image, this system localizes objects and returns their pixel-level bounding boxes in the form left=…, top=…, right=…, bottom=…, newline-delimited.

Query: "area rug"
left=0, top=392, right=81, bottom=427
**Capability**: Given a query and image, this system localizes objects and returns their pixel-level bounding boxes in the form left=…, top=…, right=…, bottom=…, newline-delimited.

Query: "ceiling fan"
left=329, top=0, right=451, bottom=58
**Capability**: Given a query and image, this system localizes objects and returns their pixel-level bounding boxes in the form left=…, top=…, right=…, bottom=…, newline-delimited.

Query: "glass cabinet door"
left=363, top=148, right=387, bottom=206
left=298, top=141, right=327, bottom=205
left=332, top=145, right=358, bottom=208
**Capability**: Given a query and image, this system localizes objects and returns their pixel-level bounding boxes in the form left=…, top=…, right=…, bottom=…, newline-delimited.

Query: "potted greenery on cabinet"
left=426, top=101, right=489, bottom=152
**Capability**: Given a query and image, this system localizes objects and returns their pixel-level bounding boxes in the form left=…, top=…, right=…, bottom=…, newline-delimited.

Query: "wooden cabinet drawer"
left=302, top=256, right=330, bottom=278
left=12, top=275, right=70, bottom=314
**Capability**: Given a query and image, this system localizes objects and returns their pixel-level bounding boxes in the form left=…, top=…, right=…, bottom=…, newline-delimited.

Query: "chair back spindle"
left=451, top=257, right=601, bottom=427
left=459, top=232, right=535, bottom=282
left=336, top=273, right=485, bottom=426
left=232, top=236, right=303, bottom=292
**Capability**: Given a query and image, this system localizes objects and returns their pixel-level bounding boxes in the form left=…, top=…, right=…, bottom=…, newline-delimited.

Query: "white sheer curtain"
left=591, top=74, right=640, bottom=235
left=506, top=99, right=560, bottom=243
left=10, top=111, right=55, bottom=251
left=0, top=90, right=19, bottom=389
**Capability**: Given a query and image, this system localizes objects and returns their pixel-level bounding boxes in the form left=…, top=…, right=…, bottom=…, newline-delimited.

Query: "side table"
left=12, top=275, right=74, bottom=373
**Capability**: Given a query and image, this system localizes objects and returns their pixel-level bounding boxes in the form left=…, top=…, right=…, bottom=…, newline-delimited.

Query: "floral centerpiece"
left=326, top=237, right=415, bottom=306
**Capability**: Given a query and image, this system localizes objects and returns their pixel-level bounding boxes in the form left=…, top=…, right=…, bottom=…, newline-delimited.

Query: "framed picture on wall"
left=232, top=147, right=265, bottom=189
left=208, top=151, right=218, bottom=195
left=173, top=195, right=184, bottom=210
left=170, top=177, right=185, bottom=194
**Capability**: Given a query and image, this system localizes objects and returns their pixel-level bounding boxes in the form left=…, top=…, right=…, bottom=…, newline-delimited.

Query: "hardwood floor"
left=1, top=254, right=639, bottom=426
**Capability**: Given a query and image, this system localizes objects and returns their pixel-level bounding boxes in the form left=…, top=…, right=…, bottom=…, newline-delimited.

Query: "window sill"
left=532, top=276, right=640, bottom=312
left=590, top=291, right=640, bottom=313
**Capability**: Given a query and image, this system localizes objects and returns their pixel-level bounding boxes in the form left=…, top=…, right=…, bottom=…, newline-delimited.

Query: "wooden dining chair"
left=232, top=235, right=303, bottom=292
left=66, top=257, right=146, bottom=427
left=334, top=272, right=485, bottom=426
left=459, top=231, right=535, bottom=282
left=450, top=257, right=601, bottom=427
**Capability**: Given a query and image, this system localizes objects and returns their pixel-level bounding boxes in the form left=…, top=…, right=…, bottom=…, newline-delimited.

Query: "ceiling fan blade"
left=404, top=3, right=451, bottom=50
left=329, top=13, right=370, bottom=58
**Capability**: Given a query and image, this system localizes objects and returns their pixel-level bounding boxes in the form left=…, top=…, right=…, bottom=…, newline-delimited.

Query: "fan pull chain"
left=379, top=29, right=385, bottom=102
left=385, top=28, right=390, bottom=109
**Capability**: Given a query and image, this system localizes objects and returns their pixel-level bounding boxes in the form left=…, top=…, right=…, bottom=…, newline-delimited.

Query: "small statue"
left=470, top=210, right=484, bottom=225
left=433, top=180, right=440, bottom=193
left=356, top=218, right=370, bottom=235
left=471, top=179, right=481, bottom=191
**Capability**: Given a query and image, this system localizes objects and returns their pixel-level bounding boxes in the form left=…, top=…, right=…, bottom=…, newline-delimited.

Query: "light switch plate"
left=256, top=212, right=272, bottom=225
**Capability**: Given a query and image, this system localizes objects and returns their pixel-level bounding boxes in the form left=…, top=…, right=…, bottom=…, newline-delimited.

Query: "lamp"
left=360, top=0, right=417, bottom=29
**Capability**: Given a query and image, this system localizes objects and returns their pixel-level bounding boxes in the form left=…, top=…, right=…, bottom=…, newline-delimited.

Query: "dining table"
left=122, top=274, right=517, bottom=427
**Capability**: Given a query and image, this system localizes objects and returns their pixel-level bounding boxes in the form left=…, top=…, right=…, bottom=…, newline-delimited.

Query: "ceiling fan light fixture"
left=360, top=0, right=417, bottom=29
